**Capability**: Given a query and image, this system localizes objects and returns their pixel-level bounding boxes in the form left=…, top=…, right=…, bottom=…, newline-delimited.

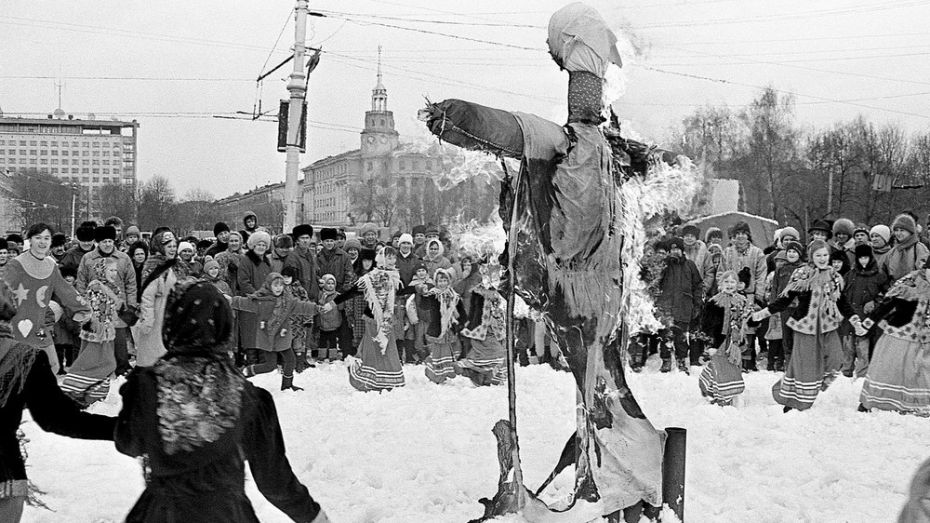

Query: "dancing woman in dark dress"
left=115, top=280, right=329, bottom=522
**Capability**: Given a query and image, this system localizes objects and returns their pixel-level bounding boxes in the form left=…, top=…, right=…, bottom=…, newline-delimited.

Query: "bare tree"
left=137, top=175, right=176, bottom=232
left=99, top=182, right=138, bottom=224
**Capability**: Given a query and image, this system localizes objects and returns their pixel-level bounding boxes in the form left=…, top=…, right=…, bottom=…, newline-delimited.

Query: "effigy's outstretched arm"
left=419, top=99, right=526, bottom=159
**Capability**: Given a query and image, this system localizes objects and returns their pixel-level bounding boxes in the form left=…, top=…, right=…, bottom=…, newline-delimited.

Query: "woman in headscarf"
left=132, top=230, right=180, bottom=367
left=115, top=281, right=329, bottom=522
left=344, top=248, right=378, bottom=356
left=422, top=268, right=466, bottom=384
left=0, top=281, right=114, bottom=523
left=422, top=238, right=452, bottom=280
left=455, top=257, right=507, bottom=386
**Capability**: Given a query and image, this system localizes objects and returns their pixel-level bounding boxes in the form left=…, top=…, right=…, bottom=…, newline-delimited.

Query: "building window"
left=72, top=142, right=79, bottom=147
left=92, top=177, right=99, bottom=182
left=51, top=168, right=58, bottom=174
left=62, top=150, right=68, bottom=156
left=19, top=150, right=26, bottom=155
left=93, top=151, right=100, bottom=157
left=29, top=141, right=37, bottom=146
left=51, top=159, right=58, bottom=165
left=50, top=141, right=57, bottom=147
left=29, top=159, right=36, bottom=165
left=51, top=150, right=58, bottom=156
left=83, top=151, right=90, bottom=157
left=19, top=141, right=26, bottom=146
left=29, top=150, right=36, bottom=156
left=399, top=160, right=406, bottom=170
left=82, top=142, right=89, bottom=147
left=92, top=142, right=100, bottom=148
left=103, top=150, right=109, bottom=157
left=40, top=159, right=48, bottom=165
left=82, top=168, right=89, bottom=174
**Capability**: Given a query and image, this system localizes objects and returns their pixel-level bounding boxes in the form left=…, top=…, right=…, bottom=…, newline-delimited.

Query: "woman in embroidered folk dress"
left=115, top=281, right=329, bottom=523
left=699, top=271, right=752, bottom=406
left=753, top=240, right=863, bottom=412
left=0, top=279, right=114, bottom=522
left=332, top=247, right=412, bottom=392
left=60, top=259, right=123, bottom=407
left=423, top=268, right=467, bottom=384
left=232, top=273, right=318, bottom=391
left=857, top=264, right=930, bottom=416
left=456, top=259, right=507, bottom=386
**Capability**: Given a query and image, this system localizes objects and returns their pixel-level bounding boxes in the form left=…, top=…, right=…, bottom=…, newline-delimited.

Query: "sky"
left=2, top=0, right=929, bottom=198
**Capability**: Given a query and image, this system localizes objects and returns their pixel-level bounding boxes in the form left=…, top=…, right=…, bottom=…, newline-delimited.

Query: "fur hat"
left=319, top=228, right=338, bottom=241
left=51, top=233, right=68, bottom=249
left=870, top=224, right=891, bottom=245
left=359, top=222, right=379, bottom=236
left=125, top=225, right=141, bottom=237
left=391, top=230, right=402, bottom=240
left=705, top=227, right=723, bottom=243
left=246, top=230, right=272, bottom=250
left=94, top=225, right=117, bottom=242
left=681, top=224, right=700, bottom=239
left=398, top=233, right=413, bottom=245
left=281, top=265, right=300, bottom=280
left=412, top=225, right=427, bottom=236
left=808, top=219, right=833, bottom=239
left=779, top=226, right=800, bottom=242
left=344, top=238, right=362, bottom=252
left=213, top=222, right=230, bottom=236
left=892, top=214, right=917, bottom=235
left=730, top=221, right=752, bottom=240
left=832, top=218, right=855, bottom=237
left=178, top=241, right=195, bottom=254
left=425, top=224, right=440, bottom=237
left=292, top=224, right=314, bottom=239
left=359, top=248, right=377, bottom=261
left=783, top=240, right=803, bottom=257
left=274, top=234, right=293, bottom=249
left=854, top=243, right=873, bottom=259
left=59, top=265, right=77, bottom=281
left=853, top=223, right=869, bottom=236
left=5, top=234, right=22, bottom=245
left=76, top=226, right=95, bottom=242
left=196, top=239, right=213, bottom=251
left=668, top=236, right=685, bottom=252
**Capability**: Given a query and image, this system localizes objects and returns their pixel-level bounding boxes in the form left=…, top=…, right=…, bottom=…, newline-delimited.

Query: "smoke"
left=399, top=123, right=511, bottom=191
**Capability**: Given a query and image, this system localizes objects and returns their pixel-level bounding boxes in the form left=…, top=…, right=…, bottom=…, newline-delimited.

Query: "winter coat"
left=1, top=341, right=114, bottom=493
left=882, top=236, right=930, bottom=282
left=3, top=255, right=90, bottom=348
left=76, top=248, right=137, bottom=328
left=656, top=256, right=703, bottom=325
left=115, top=363, right=321, bottom=522
left=717, top=243, right=768, bottom=303
left=214, top=249, right=241, bottom=296
left=421, top=288, right=467, bottom=338
left=231, top=278, right=318, bottom=351
left=316, top=290, right=343, bottom=332
left=237, top=251, right=272, bottom=296
left=842, top=259, right=890, bottom=317
left=204, top=240, right=228, bottom=259
left=58, top=244, right=94, bottom=275
left=702, top=244, right=724, bottom=295
left=132, top=266, right=178, bottom=367
left=268, top=249, right=290, bottom=274
left=283, top=247, right=319, bottom=300
left=395, top=250, right=421, bottom=287
left=316, top=247, right=355, bottom=292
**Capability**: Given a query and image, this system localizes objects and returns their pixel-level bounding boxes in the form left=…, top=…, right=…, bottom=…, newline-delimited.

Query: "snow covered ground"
left=21, top=356, right=925, bottom=522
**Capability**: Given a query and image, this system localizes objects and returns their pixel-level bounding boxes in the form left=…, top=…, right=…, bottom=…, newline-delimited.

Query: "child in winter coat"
left=699, top=270, right=753, bottom=406
left=841, top=244, right=889, bottom=377
left=407, top=264, right=434, bottom=362
left=60, top=258, right=123, bottom=407
left=53, top=266, right=83, bottom=373
left=282, top=266, right=314, bottom=372
left=737, top=267, right=761, bottom=372
left=232, top=272, right=318, bottom=391
left=315, top=274, right=342, bottom=360
left=202, top=259, right=231, bottom=296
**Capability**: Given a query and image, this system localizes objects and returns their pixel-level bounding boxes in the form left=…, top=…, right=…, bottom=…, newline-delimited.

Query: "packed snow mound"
left=22, top=359, right=922, bottom=522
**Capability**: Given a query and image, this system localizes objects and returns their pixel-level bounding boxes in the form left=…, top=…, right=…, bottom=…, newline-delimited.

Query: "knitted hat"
left=203, top=259, right=220, bottom=274
left=319, top=228, right=338, bottom=241
left=94, top=225, right=117, bottom=242
left=779, top=226, right=800, bottom=242
left=76, top=226, right=95, bottom=242
left=705, top=227, right=723, bottom=243
left=178, top=241, right=195, bottom=253
left=853, top=223, right=869, bottom=236
left=854, top=243, right=873, bottom=258
left=292, top=224, right=314, bottom=239
left=359, top=222, right=379, bottom=236
left=892, top=214, right=917, bottom=235
left=832, top=218, right=855, bottom=237
left=274, top=234, right=293, bottom=249
left=213, top=222, right=230, bottom=236
left=398, top=233, right=413, bottom=245
left=344, top=238, right=362, bottom=252
left=246, top=230, right=272, bottom=249
left=51, top=233, right=68, bottom=248
left=808, top=219, right=833, bottom=239
left=125, top=225, right=141, bottom=237
left=783, top=240, right=803, bottom=257
left=870, top=224, right=891, bottom=245
left=681, top=224, right=700, bottom=239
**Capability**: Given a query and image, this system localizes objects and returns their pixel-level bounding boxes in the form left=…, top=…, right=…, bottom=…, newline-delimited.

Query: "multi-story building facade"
left=213, top=182, right=286, bottom=235
left=0, top=111, right=138, bottom=222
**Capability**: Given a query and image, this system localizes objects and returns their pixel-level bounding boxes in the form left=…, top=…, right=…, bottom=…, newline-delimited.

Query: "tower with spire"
left=361, top=45, right=399, bottom=157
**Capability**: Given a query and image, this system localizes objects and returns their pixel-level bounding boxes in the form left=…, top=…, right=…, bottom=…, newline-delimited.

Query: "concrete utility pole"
left=283, top=0, right=308, bottom=232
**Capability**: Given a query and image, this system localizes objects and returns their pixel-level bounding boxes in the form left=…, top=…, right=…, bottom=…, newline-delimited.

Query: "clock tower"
left=360, top=46, right=399, bottom=157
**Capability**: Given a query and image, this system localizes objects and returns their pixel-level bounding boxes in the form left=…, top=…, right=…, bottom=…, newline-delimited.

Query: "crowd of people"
left=638, top=213, right=930, bottom=416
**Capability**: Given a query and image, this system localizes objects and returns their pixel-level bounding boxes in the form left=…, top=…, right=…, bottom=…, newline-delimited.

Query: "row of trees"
left=671, top=87, right=930, bottom=230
